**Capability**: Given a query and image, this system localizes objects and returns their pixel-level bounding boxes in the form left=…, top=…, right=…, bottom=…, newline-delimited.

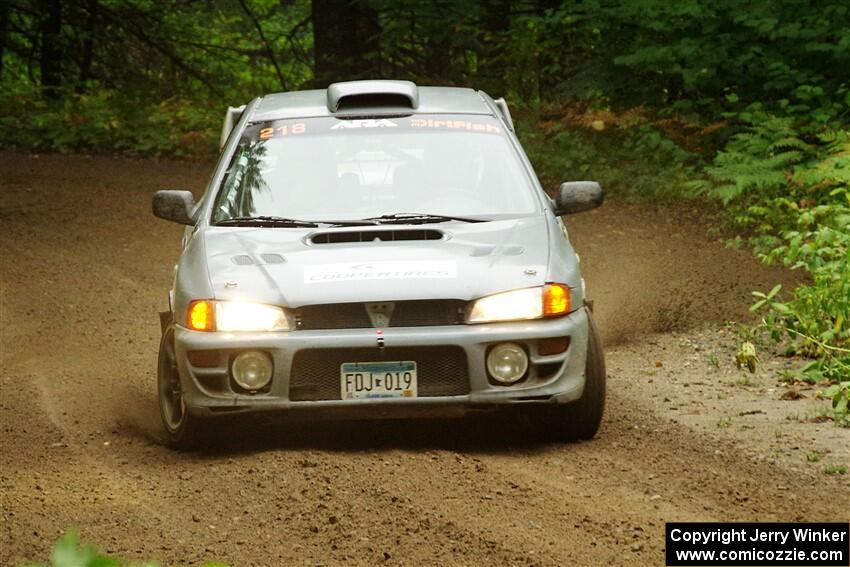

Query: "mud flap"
left=159, top=311, right=172, bottom=335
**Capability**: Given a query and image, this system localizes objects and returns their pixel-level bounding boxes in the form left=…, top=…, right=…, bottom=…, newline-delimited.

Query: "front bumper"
left=173, top=307, right=590, bottom=417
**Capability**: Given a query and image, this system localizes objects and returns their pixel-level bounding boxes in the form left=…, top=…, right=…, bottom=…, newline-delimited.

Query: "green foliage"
left=24, top=531, right=149, bottom=567
left=4, top=0, right=849, bottom=156
left=700, top=107, right=850, bottom=399
left=517, top=110, right=700, bottom=200
left=0, top=82, right=218, bottom=157
left=821, top=381, right=850, bottom=427
left=539, top=1, right=850, bottom=117
left=753, top=151, right=850, bottom=385
left=1, top=0, right=312, bottom=156
left=23, top=531, right=227, bottom=567
left=689, top=111, right=812, bottom=207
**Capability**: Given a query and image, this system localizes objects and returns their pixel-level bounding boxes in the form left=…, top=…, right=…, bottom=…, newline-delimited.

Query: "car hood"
left=202, top=216, right=551, bottom=307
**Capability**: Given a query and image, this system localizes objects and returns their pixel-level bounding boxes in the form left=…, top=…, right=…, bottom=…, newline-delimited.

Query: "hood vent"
left=260, top=253, right=286, bottom=264
left=231, top=253, right=286, bottom=265
left=309, top=229, right=443, bottom=245
left=231, top=254, right=255, bottom=265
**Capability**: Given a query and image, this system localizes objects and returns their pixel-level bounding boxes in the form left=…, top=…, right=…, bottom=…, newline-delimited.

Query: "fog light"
left=231, top=350, right=273, bottom=391
left=487, top=343, right=528, bottom=385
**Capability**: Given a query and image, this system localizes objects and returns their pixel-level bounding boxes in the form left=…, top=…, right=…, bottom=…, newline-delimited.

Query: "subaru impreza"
left=152, top=80, right=605, bottom=448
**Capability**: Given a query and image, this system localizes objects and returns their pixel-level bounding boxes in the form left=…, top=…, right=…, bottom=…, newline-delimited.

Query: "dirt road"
left=1, top=153, right=847, bottom=566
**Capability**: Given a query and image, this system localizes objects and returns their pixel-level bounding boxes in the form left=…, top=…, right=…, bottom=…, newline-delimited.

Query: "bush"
left=696, top=107, right=850, bottom=403
left=516, top=106, right=701, bottom=200
left=0, top=82, right=219, bottom=158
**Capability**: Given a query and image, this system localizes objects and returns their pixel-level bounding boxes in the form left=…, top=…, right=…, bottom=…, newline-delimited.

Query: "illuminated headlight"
left=466, top=284, right=571, bottom=324
left=187, top=300, right=293, bottom=332
left=216, top=301, right=291, bottom=331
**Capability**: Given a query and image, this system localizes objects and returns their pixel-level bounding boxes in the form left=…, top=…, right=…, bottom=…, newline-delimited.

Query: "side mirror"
left=554, top=181, right=603, bottom=215
left=152, top=190, right=197, bottom=225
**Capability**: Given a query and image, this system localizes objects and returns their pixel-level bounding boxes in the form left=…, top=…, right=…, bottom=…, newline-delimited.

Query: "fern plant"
left=702, top=110, right=850, bottom=408
left=690, top=112, right=813, bottom=205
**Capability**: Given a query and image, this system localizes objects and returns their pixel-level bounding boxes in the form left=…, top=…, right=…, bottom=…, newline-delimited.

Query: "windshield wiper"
left=216, top=213, right=484, bottom=228
left=215, top=216, right=381, bottom=228
left=313, top=219, right=379, bottom=227
left=364, top=213, right=486, bottom=225
left=215, top=216, right=319, bottom=228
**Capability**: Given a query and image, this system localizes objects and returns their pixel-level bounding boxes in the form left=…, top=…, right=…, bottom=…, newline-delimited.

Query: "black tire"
left=530, top=312, right=607, bottom=442
left=157, top=322, right=206, bottom=450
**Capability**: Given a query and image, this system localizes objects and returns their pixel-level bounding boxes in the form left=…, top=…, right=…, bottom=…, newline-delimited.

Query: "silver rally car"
left=152, top=80, right=605, bottom=448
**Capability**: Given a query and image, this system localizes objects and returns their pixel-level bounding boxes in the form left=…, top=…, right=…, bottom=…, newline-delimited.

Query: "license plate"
left=340, top=361, right=417, bottom=400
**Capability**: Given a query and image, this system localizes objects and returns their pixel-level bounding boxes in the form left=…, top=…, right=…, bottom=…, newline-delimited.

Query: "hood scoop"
left=309, top=229, right=444, bottom=245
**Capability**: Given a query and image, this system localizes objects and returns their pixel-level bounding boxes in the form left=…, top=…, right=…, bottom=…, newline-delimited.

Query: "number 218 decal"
left=259, top=122, right=306, bottom=140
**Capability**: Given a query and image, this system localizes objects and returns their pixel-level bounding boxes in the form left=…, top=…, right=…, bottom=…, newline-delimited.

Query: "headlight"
left=216, top=301, right=291, bottom=331
left=187, top=300, right=293, bottom=332
left=466, top=284, right=571, bottom=324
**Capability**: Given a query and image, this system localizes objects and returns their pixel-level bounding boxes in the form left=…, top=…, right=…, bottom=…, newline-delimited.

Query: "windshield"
left=212, top=114, right=539, bottom=224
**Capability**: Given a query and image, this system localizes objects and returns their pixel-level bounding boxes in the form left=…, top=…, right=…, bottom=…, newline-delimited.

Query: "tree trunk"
left=77, top=0, right=96, bottom=91
left=0, top=0, right=9, bottom=79
left=477, top=0, right=512, bottom=94
left=536, top=0, right=562, bottom=102
left=312, top=0, right=380, bottom=87
left=39, top=0, right=62, bottom=98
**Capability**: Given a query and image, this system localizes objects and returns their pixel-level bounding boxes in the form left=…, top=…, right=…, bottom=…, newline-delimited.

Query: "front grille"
left=290, top=346, right=470, bottom=401
left=295, top=300, right=465, bottom=330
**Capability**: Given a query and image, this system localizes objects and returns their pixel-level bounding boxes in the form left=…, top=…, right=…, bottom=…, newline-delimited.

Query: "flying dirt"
left=1, top=153, right=846, bottom=566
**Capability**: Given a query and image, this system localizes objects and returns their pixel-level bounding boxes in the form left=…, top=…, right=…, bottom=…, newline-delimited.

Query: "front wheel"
left=529, top=312, right=607, bottom=442
left=157, top=323, right=206, bottom=450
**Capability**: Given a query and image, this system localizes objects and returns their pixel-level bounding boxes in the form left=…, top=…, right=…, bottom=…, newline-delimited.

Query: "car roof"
left=251, top=81, right=494, bottom=122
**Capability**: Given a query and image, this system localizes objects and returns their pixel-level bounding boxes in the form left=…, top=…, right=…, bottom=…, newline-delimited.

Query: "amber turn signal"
left=543, top=283, right=570, bottom=316
left=187, top=300, right=215, bottom=331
